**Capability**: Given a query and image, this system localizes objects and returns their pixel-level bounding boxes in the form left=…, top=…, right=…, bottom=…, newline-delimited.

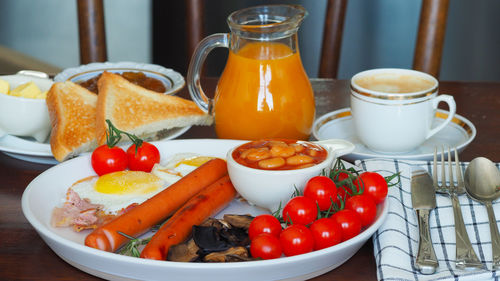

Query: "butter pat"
left=0, top=79, right=9, bottom=95
left=10, top=81, right=45, bottom=99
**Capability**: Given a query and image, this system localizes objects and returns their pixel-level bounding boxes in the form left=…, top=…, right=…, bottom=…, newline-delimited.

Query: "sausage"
left=140, top=175, right=236, bottom=260
left=84, top=158, right=228, bottom=252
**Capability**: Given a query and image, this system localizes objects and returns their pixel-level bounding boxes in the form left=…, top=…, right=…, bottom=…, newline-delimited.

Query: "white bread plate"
left=54, top=61, right=185, bottom=95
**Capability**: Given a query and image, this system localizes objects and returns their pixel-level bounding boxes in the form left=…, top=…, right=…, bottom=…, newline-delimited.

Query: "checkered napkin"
left=356, top=158, right=500, bottom=281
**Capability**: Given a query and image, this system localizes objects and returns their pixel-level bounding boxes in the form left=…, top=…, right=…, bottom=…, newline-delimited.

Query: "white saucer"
left=0, top=126, right=191, bottom=165
left=313, top=108, right=476, bottom=162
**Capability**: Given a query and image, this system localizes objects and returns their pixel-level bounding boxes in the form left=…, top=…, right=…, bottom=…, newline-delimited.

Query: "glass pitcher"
left=187, top=4, right=315, bottom=140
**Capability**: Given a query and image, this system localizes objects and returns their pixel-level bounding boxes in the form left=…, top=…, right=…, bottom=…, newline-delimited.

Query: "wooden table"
left=1, top=79, right=498, bottom=280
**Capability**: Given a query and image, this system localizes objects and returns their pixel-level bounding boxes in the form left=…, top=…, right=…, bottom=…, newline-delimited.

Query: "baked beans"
left=232, top=139, right=328, bottom=170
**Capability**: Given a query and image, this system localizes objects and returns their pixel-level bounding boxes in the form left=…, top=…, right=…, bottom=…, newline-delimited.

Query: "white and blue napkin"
left=357, top=158, right=500, bottom=281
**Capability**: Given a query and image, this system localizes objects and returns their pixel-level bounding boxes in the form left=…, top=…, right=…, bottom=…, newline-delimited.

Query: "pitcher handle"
left=187, top=33, right=229, bottom=114
left=427, top=94, right=456, bottom=140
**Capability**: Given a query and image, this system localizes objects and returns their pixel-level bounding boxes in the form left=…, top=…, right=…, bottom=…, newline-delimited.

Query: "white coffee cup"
left=350, top=68, right=456, bottom=153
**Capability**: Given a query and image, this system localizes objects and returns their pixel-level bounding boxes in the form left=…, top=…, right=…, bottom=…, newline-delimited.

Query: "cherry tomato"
left=250, top=234, right=282, bottom=260
left=309, top=218, right=342, bottom=250
left=345, top=194, right=377, bottom=227
left=282, top=196, right=318, bottom=225
left=248, top=214, right=282, bottom=240
left=279, top=224, right=314, bottom=256
left=126, top=142, right=160, bottom=172
left=357, top=172, right=388, bottom=204
left=331, top=209, right=362, bottom=241
left=303, top=176, right=337, bottom=211
left=91, top=145, right=128, bottom=176
left=335, top=172, right=360, bottom=201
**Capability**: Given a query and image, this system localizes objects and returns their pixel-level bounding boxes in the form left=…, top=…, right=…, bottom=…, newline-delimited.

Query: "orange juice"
left=214, top=42, right=315, bottom=140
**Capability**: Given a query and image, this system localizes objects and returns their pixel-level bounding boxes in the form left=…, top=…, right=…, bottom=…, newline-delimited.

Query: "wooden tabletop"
left=1, top=78, right=498, bottom=280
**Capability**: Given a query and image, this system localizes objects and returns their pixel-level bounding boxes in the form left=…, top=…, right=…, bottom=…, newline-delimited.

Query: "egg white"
left=152, top=153, right=215, bottom=184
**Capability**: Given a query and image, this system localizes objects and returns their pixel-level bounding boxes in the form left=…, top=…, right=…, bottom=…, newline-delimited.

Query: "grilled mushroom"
left=223, top=214, right=254, bottom=229
left=167, top=238, right=200, bottom=262
left=200, top=217, right=228, bottom=230
left=203, top=246, right=250, bottom=262
left=168, top=215, right=256, bottom=263
left=193, top=225, right=232, bottom=256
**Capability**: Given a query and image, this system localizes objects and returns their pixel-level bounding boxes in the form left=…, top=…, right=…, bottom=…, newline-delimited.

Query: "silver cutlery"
left=412, top=167, right=439, bottom=274
left=434, top=147, right=483, bottom=269
left=465, top=157, right=500, bottom=269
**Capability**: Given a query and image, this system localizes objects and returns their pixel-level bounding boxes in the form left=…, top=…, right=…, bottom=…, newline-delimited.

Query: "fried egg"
left=151, top=153, right=215, bottom=184
left=69, top=153, right=215, bottom=215
left=71, top=171, right=166, bottom=215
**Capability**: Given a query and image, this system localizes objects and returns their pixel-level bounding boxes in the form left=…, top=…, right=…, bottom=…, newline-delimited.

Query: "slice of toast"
left=95, top=71, right=212, bottom=145
left=46, top=81, right=98, bottom=162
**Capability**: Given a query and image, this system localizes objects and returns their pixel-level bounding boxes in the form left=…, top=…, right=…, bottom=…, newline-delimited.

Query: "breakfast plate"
left=0, top=126, right=191, bottom=165
left=22, top=139, right=389, bottom=281
left=313, top=108, right=476, bottom=162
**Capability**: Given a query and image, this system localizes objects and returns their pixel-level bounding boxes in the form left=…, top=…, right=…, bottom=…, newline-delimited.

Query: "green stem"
left=105, top=119, right=143, bottom=150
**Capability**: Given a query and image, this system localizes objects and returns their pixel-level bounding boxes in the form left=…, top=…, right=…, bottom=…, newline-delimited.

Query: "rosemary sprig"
left=117, top=232, right=151, bottom=257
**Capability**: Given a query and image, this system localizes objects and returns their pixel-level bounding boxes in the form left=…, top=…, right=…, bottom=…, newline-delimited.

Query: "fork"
left=434, top=146, right=484, bottom=269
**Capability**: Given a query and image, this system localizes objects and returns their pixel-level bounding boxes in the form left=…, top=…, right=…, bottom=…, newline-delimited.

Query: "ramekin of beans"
left=227, top=139, right=354, bottom=212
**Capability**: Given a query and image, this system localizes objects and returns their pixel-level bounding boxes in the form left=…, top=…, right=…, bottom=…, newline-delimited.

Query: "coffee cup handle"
left=426, top=94, right=456, bottom=139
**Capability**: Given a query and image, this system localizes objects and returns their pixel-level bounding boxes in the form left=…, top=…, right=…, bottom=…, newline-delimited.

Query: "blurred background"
left=0, top=0, right=498, bottom=81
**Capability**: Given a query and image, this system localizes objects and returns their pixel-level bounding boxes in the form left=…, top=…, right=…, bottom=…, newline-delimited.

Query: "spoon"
left=464, top=157, right=500, bottom=269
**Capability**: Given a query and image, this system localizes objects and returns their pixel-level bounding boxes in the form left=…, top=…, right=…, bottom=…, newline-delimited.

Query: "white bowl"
left=54, top=61, right=185, bottom=95
left=227, top=139, right=355, bottom=212
left=0, top=74, right=53, bottom=142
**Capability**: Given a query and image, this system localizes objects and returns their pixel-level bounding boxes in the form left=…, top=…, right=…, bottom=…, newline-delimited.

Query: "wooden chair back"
left=413, top=0, right=450, bottom=78
left=76, top=0, right=205, bottom=65
left=77, top=0, right=107, bottom=64
left=319, top=0, right=450, bottom=79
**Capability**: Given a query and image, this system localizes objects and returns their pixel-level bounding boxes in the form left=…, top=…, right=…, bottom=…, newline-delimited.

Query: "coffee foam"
left=354, top=73, right=435, bottom=94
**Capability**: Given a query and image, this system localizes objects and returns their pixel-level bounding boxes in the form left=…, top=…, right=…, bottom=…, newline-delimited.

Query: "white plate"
left=0, top=126, right=190, bottom=165
left=22, top=139, right=389, bottom=281
left=313, top=108, right=476, bottom=162
left=54, top=61, right=185, bottom=95
left=0, top=135, right=56, bottom=164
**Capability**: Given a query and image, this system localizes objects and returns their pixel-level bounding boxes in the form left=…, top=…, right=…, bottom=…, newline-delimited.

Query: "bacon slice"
left=51, top=188, right=108, bottom=231
left=51, top=188, right=137, bottom=232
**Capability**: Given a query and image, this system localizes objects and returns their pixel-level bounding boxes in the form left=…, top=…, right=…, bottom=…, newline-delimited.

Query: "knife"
left=411, top=168, right=439, bottom=274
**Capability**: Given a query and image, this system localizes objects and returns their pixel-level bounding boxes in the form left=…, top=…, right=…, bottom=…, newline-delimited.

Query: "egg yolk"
left=175, top=156, right=214, bottom=167
left=94, top=171, right=162, bottom=195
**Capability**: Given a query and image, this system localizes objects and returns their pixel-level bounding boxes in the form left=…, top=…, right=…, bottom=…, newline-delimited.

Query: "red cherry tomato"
left=250, top=234, right=282, bottom=260
left=91, top=145, right=128, bottom=176
left=279, top=224, right=314, bottom=256
left=336, top=172, right=351, bottom=200
left=303, top=176, right=337, bottom=211
left=126, top=142, right=160, bottom=172
left=331, top=209, right=362, bottom=241
left=282, top=196, right=318, bottom=226
left=357, top=172, right=388, bottom=204
left=345, top=194, right=377, bottom=227
left=309, top=218, right=342, bottom=250
left=248, top=214, right=282, bottom=240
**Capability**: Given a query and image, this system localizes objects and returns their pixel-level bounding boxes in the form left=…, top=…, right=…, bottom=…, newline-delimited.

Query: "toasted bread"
left=46, top=81, right=98, bottom=162
left=95, top=71, right=212, bottom=145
